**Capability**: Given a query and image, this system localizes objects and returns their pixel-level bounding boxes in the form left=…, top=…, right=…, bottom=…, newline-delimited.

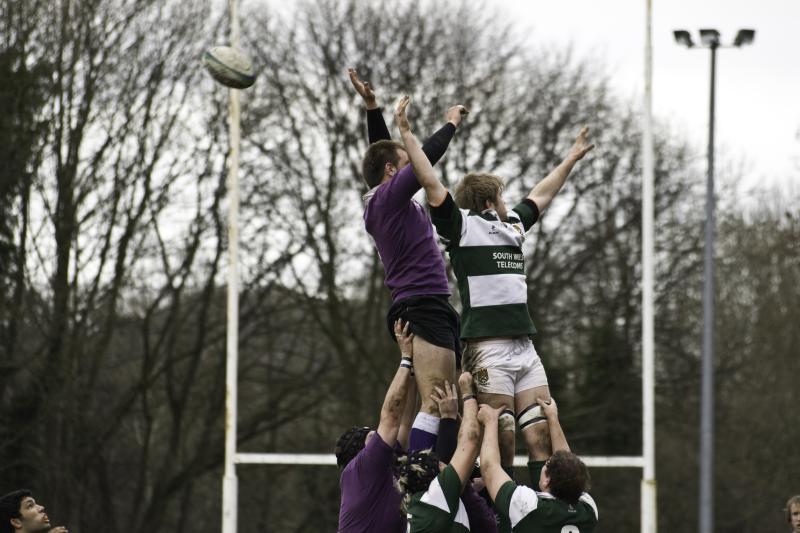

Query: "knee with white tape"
left=499, top=409, right=516, bottom=433
left=517, top=404, right=547, bottom=430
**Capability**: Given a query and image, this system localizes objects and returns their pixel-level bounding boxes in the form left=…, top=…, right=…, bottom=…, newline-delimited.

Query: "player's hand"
left=395, top=95, right=411, bottom=134
left=457, top=371, right=475, bottom=398
left=568, top=126, right=594, bottom=162
left=536, top=396, right=557, bottom=419
left=445, top=105, right=469, bottom=128
left=471, top=476, right=486, bottom=493
left=347, top=68, right=378, bottom=109
left=431, top=380, right=459, bottom=419
left=477, top=404, right=502, bottom=425
left=394, top=318, right=414, bottom=359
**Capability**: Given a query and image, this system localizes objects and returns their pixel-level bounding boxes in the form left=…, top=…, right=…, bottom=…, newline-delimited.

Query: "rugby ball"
left=202, top=46, right=256, bottom=89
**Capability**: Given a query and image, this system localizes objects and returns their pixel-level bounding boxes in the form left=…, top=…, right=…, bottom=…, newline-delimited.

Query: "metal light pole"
left=673, top=27, right=755, bottom=533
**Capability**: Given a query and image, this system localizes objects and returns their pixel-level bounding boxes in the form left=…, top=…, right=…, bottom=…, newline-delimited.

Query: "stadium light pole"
left=222, top=0, right=242, bottom=532
left=673, top=27, right=755, bottom=533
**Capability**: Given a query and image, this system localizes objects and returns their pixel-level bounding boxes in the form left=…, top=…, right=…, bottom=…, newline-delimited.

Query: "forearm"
left=377, top=365, right=414, bottom=444
left=400, top=130, right=439, bottom=190
left=366, top=107, right=391, bottom=144
left=527, top=156, right=579, bottom=211
left=546, top=414, right=570, bottom=453
left=479, top=418, right=509, bottom=501
left=421, top=122, right=457, bottom=166
left=435, top=417, right=458, bottom=463
left=397, top=379, right=418, bottom=450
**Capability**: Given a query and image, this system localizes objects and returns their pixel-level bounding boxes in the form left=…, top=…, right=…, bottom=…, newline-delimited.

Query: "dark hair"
left=0, top=490, right=32, bottom=533
left=546, top=451, right=590, bottom=504
left=335, top=426, right=372, bottom=468
left=786, top=495, right=800, bottom=523
left=454, top=173, right=504, bottom=212
left=362, top=140, right=405, bottom=188
left=395, top=449, right=440, bottom=511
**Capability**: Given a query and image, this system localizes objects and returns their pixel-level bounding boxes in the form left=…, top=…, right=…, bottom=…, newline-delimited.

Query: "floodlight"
left=699, top=29, right=720, bottom=46
left=673, top=29, right=695, bottom=48
left=733, top=29, right=755, bottom=47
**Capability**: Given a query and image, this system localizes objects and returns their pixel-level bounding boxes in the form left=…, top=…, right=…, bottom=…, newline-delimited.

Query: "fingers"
left=403, top=320, right=410, bottom=335
left=396, top=95, right=410, bottom=115
left=458, top=105, right=469, bottom=115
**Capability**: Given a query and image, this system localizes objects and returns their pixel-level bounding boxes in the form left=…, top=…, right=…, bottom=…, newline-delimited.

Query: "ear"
left=10, top=518, right=22, bottom=530
left=384, top=162, right=395, bottom=177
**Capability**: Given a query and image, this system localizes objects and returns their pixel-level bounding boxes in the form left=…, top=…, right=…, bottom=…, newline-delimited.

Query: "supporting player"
left=397, top=372, right=497, bottom=533
left=399, top=88, right=593, bottom=486
left=786, top=495, right=800, bottom=533
left=335, top=320, right=417, bottom=533
left=0, top=490, right=68, bottom=533
left=350, top=67, right=468, bottom=452
left=478, top=398, right=598, bottom=532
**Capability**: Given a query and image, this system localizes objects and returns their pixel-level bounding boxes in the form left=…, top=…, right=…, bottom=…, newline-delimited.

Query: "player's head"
left=0, top=490, right=50, bottom=533
left=395, top=449, right=441, bottom=510
left=540, top=450, right=590, bottom=504
left=362, top=140, right=408, bottom=188
left=455, top=173, right=508, bottom=220
left=335, top=426, right=374, bottom=468
left=785, top=495, right=800, bottom=532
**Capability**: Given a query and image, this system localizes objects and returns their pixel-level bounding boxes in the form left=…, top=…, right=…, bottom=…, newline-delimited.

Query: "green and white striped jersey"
left=495, top=481, right=598, bottom=532
left=406, top=464, right=470, bottom=533
left=430, top=194, right=539, bottom=339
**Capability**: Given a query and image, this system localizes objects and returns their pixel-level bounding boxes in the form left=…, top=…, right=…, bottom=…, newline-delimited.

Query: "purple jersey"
left=364, top=164, right=450, bottom=303
left=338, top=435, right=405, bottom=533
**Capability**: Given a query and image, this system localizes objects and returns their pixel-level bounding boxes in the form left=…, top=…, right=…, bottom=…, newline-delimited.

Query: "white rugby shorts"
left=462, top=337, right=548, bottom=396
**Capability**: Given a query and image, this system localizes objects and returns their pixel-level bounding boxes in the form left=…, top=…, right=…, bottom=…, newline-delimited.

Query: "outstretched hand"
left=395, top=95, right=411, bottom=134
left=568, top=126, right=594, bottom=162
left=394, top=318, right=414, bottom=359
left=536, top=396, right=557, bottom=419
left=445, top=104, right=469, bottom=128
left=431, top=380, right=459, bottom=419
left=347, top=67, right=377, bottom=109
left=477, top=404, right=503, bottom=425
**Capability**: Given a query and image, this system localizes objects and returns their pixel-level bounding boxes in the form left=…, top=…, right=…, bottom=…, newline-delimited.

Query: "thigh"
left=413, top=336, right=456, bottom=405
left=514, top=385, right=551, bottom=414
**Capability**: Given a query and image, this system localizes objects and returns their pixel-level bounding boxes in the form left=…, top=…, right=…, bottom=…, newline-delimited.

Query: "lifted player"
left=398, top=89, right=593, bottom=484
left=351, top=67, right=467, bottom=452
left=478, top=398, right=598, bottom=532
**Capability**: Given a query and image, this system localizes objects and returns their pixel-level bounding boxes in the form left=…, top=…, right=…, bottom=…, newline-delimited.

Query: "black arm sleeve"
left=366, top=107, right=391, bottom=144
left=421, top=122, right=457, bottom=166
left=435, top=417, right=459, bottom=463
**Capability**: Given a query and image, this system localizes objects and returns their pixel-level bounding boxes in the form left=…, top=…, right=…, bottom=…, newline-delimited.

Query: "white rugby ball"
left=202, top=46, right=256, bottom=89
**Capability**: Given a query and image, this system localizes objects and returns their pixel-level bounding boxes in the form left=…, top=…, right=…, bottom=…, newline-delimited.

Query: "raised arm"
left=448, top=372, right=482, bottom=490
left=396, top=320, right=418, bottom=450
left=348, top=67, right=391, bottom=143
left=376, top=319, right=416, bottom=446
left=420, top=105, right=468, bottom=167
left=395, top=96, right=448, bottom=206
left=527, top=126, right=594, bottom=213
left=477, top=404, right=512, bottom=502
left=537, top=396, right=570, bottom=453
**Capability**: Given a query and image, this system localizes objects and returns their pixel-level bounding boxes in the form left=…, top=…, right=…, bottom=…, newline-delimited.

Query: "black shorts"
left=386, top=295, right=462, bottom=367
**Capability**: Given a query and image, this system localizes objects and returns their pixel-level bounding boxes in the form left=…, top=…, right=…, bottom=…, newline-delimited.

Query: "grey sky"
left=490, top=0, right=800, bottom=191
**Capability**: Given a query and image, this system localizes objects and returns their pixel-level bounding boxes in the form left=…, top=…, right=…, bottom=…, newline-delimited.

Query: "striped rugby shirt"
left=430, top=193, right=539, bottom=339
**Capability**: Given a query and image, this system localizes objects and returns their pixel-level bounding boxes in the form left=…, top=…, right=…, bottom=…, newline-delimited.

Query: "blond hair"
left=454, top=173, right=504, bottom=212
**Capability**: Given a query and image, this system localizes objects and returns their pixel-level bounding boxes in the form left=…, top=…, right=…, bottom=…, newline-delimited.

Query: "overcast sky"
left=488, top=0, right=800, bottom=192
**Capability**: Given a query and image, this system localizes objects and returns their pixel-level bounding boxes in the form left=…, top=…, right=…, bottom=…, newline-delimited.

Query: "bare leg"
left=515, top=385, right=552, bottom=461
left=412, top=336, right=456, bottom=416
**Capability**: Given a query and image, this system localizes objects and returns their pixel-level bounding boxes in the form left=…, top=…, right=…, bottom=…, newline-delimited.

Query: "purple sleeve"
left=462, top=483, right=498, bottom=533
left=372, top=164, right=421, bottom=212
left=351, top=434, right=395, bottom=481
